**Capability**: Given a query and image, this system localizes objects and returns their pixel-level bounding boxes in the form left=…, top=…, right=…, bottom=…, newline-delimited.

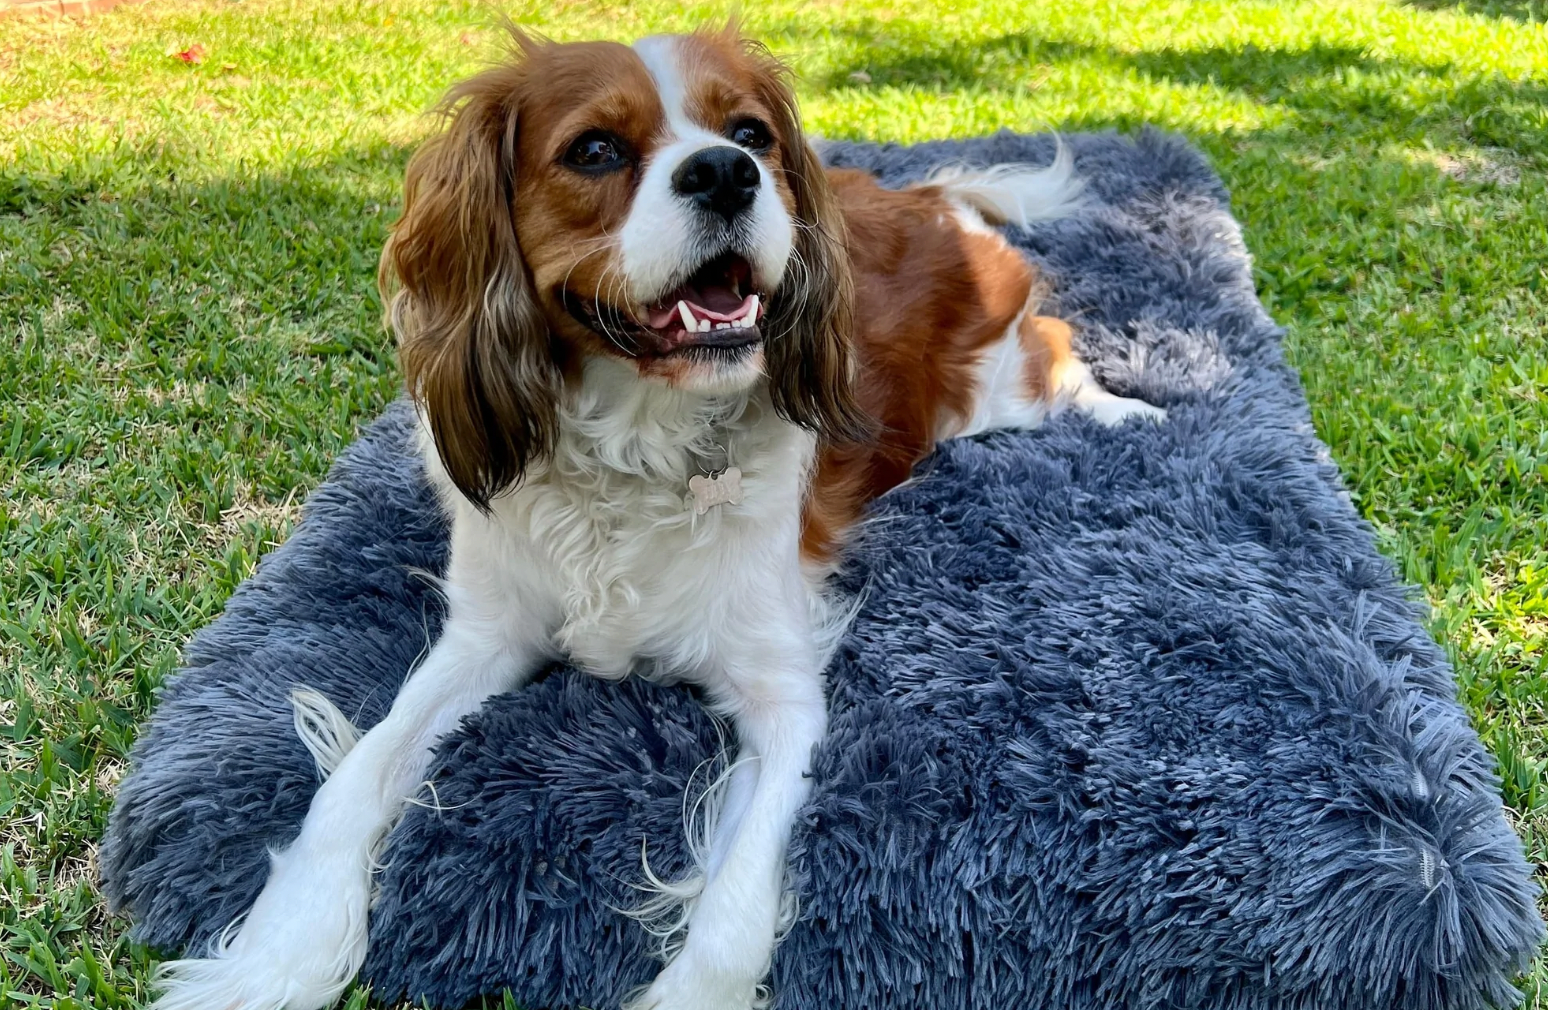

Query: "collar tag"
left=687, top=467, right=744, bottom=515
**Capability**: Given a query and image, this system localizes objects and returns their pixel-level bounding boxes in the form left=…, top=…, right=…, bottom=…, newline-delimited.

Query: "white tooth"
left=746, top=294, right=760, bottom=322
left=677, top=301, right=695, bottom=331
left=715, top=322, right=730, bottom=330
left=700, top=318, right=711, bottom=333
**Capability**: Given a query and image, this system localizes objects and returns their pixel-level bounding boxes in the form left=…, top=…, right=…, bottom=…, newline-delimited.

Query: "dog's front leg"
left=150, top=572, right=551, bottom=1010
left=631, top=602, right=826, bottom=1010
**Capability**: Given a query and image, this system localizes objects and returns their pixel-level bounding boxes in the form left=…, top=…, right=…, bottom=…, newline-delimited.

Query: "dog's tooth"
left=699, top=318, right=711, bottom=333
left=746, top=294, right=760, bottom=321
left=715, top=322, right=730, bottom=330
left=677, top=301, right=695, bottom=331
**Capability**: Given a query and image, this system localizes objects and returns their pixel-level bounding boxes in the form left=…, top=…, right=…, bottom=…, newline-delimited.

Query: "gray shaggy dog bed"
left=101, top=130, right=1543, bottom=1010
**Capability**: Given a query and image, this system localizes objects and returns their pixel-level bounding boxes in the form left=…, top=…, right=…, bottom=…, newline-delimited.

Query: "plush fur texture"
left=100, top=129, right=1544, bottom=1010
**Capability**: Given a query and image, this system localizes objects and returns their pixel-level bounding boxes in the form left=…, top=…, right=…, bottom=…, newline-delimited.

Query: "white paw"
left=150, top=847, right=370, bottom=1010
left=1077, top=390, right=1168, bottom=427
left=624, top=951, right=760, bottom=1010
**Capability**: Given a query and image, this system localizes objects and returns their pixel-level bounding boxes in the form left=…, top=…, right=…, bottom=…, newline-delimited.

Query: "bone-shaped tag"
left=686, top=467, right=744, bottom=515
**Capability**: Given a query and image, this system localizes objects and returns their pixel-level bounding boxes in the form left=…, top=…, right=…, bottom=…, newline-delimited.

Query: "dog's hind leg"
left=955, top=312, right=1166, bottom=439
left=1020, top=315, right=1167, bottom=426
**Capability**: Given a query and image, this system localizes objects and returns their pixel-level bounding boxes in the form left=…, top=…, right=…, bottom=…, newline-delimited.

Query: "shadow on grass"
left=1404, top=0, right=1547, bottom=22
left=803, top=24, right=1548, bottom=158
left=811, top=26, right=1378, bottom=95
left=0, top=137, right=413, bottom=498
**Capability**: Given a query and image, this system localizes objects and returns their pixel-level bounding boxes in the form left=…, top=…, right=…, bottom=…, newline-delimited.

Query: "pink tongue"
left=646, top=293, right=758, bottom=330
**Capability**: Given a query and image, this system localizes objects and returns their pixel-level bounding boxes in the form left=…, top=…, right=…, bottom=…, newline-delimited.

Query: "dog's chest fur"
left=428, top=361, right=816, bottom=681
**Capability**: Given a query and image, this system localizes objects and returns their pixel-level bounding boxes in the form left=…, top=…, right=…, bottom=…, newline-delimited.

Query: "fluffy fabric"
left=100, top=130, right=1543, bottom=1010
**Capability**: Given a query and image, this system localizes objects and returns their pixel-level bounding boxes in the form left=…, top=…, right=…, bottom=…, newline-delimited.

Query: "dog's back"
left=801, top=156, right=1153, bottom=561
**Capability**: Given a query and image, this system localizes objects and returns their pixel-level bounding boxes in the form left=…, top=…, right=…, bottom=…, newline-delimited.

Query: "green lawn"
left=1, top=0, right=1544, bottom=1006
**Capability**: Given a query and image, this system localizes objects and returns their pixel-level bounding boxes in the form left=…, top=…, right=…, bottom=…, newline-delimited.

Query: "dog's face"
left=382, top=28, right=868, bottom=510
left=518, top=34, right=798, bottom=392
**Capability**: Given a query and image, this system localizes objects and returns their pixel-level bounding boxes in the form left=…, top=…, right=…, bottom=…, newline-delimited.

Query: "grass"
left=0, top=0, right=1544, bottom=1005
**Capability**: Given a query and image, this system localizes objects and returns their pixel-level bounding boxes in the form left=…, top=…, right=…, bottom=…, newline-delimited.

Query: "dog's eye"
left=563, top=131, right=628, bottom=173
left=729, top=119, right=772, bottom=153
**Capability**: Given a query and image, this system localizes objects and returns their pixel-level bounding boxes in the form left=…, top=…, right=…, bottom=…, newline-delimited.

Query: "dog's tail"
left=926, top=138, right=1085, bottom=228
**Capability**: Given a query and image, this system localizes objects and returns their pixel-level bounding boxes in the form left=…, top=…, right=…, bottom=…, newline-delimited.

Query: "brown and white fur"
left=150, top=26, right=1164, bottom=1010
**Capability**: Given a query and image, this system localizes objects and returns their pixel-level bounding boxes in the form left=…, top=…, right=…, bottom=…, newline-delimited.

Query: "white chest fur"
left=425, top=361, right=815, bottom=681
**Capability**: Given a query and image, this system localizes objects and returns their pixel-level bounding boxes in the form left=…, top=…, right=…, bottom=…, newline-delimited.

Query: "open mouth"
left=566, top=252, right=767, bottom=358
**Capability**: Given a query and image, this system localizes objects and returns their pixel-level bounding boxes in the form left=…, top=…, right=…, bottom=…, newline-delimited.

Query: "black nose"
left=672, top=146, right=760, bottom=222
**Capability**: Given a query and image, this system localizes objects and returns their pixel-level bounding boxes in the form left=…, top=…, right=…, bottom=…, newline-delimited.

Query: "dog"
left=150, top=24, right=1164, bottom=1010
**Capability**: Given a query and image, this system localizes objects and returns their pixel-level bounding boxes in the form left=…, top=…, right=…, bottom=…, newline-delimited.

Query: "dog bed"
left=100, top=130, right=1544, bottom=1010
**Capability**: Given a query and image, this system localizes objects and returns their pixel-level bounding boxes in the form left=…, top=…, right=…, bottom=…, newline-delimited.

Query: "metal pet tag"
left=687, top=467, right=744, bottom=515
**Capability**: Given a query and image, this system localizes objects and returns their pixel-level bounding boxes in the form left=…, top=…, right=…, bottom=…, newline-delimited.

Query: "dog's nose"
left=672, top=147, right=760, bottom=222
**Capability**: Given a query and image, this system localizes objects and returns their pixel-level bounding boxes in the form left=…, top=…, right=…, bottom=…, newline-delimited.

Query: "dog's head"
left=381, top=26, right=868, bottom=510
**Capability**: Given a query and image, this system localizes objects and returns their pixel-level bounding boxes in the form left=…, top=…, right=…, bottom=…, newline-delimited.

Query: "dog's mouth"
left=565, top=253, right=767, bottom=359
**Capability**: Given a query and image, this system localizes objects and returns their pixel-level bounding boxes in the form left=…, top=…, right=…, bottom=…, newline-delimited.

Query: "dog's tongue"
left=646, top=286, right=757, bottom=329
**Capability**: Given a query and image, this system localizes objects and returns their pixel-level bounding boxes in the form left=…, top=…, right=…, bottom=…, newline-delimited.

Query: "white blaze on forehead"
left=634, top=36, right=695, bottom=142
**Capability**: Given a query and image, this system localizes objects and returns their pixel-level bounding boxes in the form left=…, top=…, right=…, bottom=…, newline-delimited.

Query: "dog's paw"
left=1075, top=387, right=1168, bottom=427
left=623, top=951, right=760, bottom=1010
left=151, top=849, right=370, bottom=1010
left=151, top=954, right=308, bottom=1010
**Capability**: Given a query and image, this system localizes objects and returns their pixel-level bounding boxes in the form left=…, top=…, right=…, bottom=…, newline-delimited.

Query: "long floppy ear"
left=380, top=57, right=558, bottom=512
left=744, top=42, right=873, bottom=445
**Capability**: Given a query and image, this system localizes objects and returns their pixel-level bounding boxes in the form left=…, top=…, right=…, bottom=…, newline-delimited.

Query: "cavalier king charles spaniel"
left=152, top=24, right=1164, bottom=1010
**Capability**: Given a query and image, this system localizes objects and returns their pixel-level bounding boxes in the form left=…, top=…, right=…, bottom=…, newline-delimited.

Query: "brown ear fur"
left=741, top=40, right=873, bottom=445
left=380, top=51, right=557, bottom=512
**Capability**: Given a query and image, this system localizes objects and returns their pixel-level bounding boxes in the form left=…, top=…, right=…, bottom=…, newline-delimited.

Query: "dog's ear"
left=744, top=43, right=873, bottom=445
left=380, top=54, right=558, bottom=512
